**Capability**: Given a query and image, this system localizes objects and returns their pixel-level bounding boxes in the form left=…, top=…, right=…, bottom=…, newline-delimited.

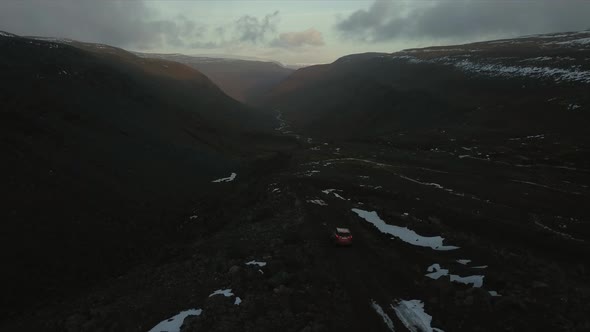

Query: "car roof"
left=336, top=227, right=351, bottom=233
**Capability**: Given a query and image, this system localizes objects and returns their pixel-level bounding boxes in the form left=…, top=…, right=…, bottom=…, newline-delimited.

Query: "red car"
left=332, top=227, right=353, bottom=246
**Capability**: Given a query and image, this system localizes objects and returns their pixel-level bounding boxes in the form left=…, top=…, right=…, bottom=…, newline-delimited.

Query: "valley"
left=4, top=119, right=589, bottom=331
left=1, top=29, right=589, bottom=332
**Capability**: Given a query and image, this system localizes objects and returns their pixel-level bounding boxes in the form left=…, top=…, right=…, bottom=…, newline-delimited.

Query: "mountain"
left=0, top=31, right=284, bottom=316
left=264, top=30, right=590, bottom=143
left=135, top=52, right=293, bottom=104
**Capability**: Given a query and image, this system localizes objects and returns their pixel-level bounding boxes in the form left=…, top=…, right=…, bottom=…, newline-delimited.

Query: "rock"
left=274, top=284, right=292, bottom=295
left=532, top=281, right=549, bottom=289
left=64, top=313, right=88, bottom=332
left=299, top=326, right=313, bottom=332
left=464, top=295, right=474, bottom=306
left=270, top=238, right=284, bottom=247
left=270, top=271, right=290, bottom=286
left=575, top=319, right=590, bottom=332
left=495, top=296, right=527, bottom=312
left=311, top=322, right=325, bottom=332
left=228, top=265, right=240, bottom=274
left=428, top=216, right=441, bottom=225
left=81, top=319, right=99, bottom=331
left=472, top=287, right=492, bottom=311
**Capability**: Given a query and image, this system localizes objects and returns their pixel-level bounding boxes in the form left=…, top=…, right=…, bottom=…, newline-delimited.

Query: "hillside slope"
left=264, top=31, right=590, bottom=142
left=135, top=53, right=294, bottom=104
left=0, top=31, right=280, bottom=316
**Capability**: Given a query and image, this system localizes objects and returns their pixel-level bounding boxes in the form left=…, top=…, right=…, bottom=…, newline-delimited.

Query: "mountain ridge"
left=263, top=29, right=590, bottom=141
left=134, top=51, right=294, bottom=104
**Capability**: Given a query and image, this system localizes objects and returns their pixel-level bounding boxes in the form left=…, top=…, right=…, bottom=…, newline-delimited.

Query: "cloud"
left=0, top=1, right=197, bottom=49
left=270, top=28, right=325, bottom=48
left=337, top=0, right=392, bottom=34
left=234, top=11, right=280, bottom=43
left=0, top=1, right=324, bottom=62
left=189, top=11, right=281, bottom=49
left=0, top=1, right=283, bottom=51
left=336, top=0, right=590, bottom=43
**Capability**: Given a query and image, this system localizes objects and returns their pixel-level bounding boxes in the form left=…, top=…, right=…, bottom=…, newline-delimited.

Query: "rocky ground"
left=2, top=120, right=589, bottom=332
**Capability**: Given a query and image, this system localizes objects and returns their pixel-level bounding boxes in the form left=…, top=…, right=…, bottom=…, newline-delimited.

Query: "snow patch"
left=148, top=309, right=202, bottom=332
left=234, top=297, right=242, bottom=305
left=396, top=175, right=444, bottom=190
left=209, top=289, right=234, bottom=297
left=351, top=209, right=459, bottom=250
left=370, top=300, right=395, bottom=331
left=392, top=54, right=590, bottom=84
left=426, top=264, right=484, bottom=287
left=322, top=189, right=348, bottom=200
left=392, top=300, right=444, bottom=332
left=425, top=264, right=449, bottom=279
left=488, top=291, right=502, bottom=297
left=451, top=59, right=590, bottom=84
left=534, top=221, right=582, bottom=241
left=390, top=55, right=426, bottom=64
left=472, top=265, right=488, bottom=269
left=308, top=199, right=328, bottom=206
left=450, top=274, right=484, bottom=288
left=456, top=259, right=471, bottom=265
left=509, top=134, right=545, bottom=141
left=275, top=111, right=289, bottom=132
left=212, top=172, right=237, bottom=183
left=513, top=179, right=581, bottom=195
left=521, top=56, right=553, bottom=62
left=555, top=37, right=590, bottom=46
left=245, top=260, right=267, bottom=267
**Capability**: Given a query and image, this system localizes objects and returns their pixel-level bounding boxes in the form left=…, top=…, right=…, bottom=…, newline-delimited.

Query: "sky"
left=1, top=0, right=590, bottom=65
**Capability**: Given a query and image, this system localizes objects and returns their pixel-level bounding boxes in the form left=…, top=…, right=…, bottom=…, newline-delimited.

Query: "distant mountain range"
left=134, top=52, right=294, bottom=104
left=263, top=30, right=590, bottom=142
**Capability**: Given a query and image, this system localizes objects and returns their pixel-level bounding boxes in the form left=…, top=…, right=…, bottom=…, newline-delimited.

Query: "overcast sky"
left=1, top=0, right=589, bottom=65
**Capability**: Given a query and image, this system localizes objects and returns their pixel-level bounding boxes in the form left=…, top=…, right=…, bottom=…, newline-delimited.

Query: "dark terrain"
left=1, top=30, right=590, bottom=332
left=0, top=31, right=282, bottom=320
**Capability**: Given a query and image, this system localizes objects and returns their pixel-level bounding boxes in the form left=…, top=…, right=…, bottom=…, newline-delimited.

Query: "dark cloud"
left=337, top=0, right=392, bottom=34
left=0, top=1, right=196, bottom=49
left=270, top=28, right=325, bottom=48
left=337, top=0, right=590, bottom=43
left=234, top=11, right=279, bottom=43
left=0, top=1, right=282, bottom=50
